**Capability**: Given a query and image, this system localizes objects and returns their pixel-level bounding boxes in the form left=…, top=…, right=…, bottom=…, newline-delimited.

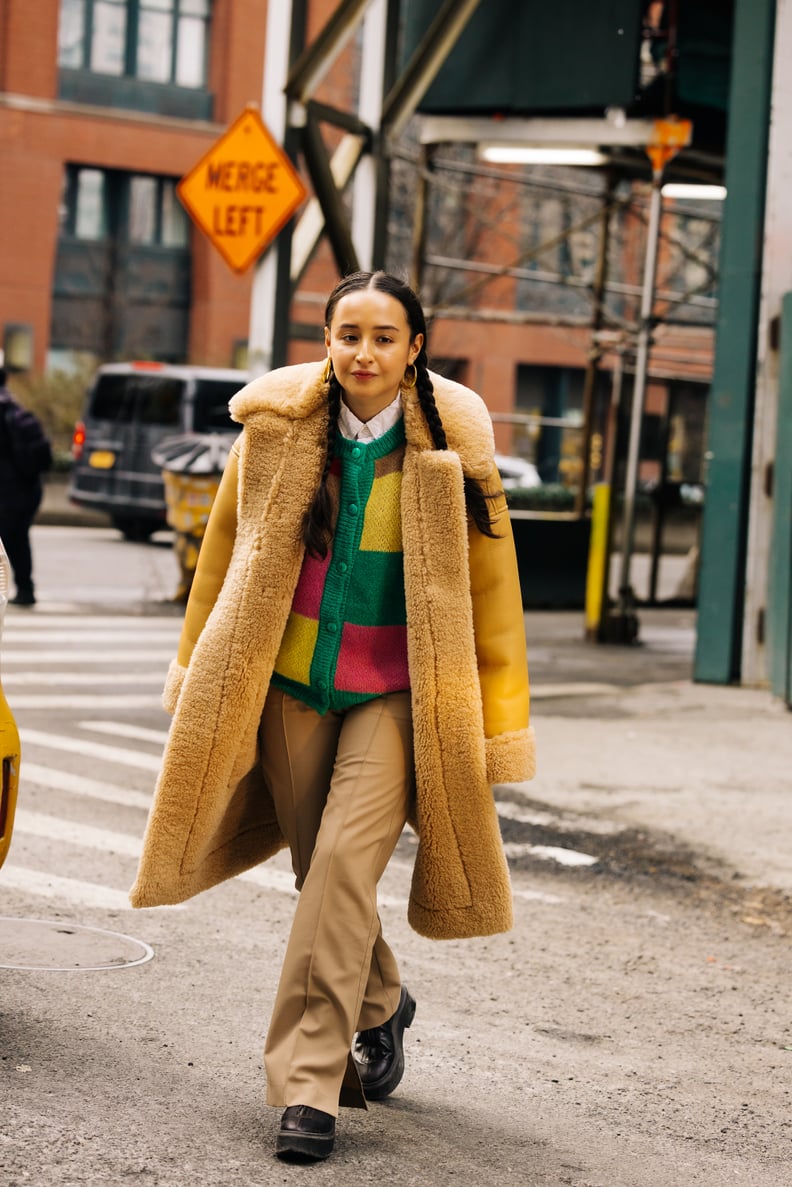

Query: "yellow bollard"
left=585, top=483, right=611, bottom=638
left=0, top=540, right=21, bottom=870
left=0, top=685, right=20, bottom=870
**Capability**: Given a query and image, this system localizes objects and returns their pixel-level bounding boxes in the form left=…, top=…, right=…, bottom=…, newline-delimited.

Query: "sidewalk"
left=525, top=607, right=792, bottom=899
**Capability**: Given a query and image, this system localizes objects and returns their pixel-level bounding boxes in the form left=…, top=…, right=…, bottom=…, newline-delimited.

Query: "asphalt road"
left=1, top=527, right=790, bottom=1186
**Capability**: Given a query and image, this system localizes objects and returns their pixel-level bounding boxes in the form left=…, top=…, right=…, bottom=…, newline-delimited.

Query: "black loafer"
left=352, top=986, right=416, bottom=1100
left=275, top=1104, right=335, bottom=1161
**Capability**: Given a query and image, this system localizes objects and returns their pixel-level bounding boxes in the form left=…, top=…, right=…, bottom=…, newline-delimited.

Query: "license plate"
left=88, top=450, right=116, bottom=469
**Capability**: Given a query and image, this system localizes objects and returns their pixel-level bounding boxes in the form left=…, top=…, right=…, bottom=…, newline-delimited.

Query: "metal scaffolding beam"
left=282, top=0, right=483, bottom=290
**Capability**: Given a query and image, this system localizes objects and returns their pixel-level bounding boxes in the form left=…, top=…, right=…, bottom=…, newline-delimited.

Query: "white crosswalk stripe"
left=6, top=649, right=174, bottom=665
left=502, top=841, right=598, bottom=867
left=7, top=629, right=182, bottom=645
left=1, top=866, right=144, bottom=912
left=22, top=762, right=153, bottom=810
left=20, top=727, right=163, bottom=771
left=4, top=672, right=164, bottom=686
left=12, top=694, right=163, bottom=709
left=14, top=808, right=143, bottom=857
left=78, top=721, right=170, bottom=745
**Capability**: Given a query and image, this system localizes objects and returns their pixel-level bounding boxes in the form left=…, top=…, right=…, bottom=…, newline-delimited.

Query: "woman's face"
left=324, top=290, right=423, bottom=422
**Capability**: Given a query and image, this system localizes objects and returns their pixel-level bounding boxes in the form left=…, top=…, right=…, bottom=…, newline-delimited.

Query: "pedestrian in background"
left=131, top=271, right=536, bottom=1163
left=0, top=363, right=53, bottom=606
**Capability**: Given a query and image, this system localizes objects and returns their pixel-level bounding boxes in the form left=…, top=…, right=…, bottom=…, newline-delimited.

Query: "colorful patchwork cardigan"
left=271, top=420, right=409, bottom=712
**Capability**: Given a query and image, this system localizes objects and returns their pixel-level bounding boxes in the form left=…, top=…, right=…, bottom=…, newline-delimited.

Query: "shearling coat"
left=130, top=362, right=536, bottom=939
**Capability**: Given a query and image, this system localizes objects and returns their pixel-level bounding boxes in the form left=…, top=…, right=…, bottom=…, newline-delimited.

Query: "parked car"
left=494, top=453, right=542, bottom=491
left=0, top=536, right=21, bottom=870
left=69, top=362, right=249, bottom=540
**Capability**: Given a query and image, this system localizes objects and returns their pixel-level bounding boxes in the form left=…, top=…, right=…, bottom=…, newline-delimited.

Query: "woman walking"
left=131, top=271, right=536, bottom=1162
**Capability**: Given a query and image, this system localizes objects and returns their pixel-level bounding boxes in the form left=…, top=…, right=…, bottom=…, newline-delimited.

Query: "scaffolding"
left=254, top=0, right=723, bottom=635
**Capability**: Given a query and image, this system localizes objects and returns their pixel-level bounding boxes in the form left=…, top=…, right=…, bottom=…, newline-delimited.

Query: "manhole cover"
left=0, top=917, right=154, bottom=971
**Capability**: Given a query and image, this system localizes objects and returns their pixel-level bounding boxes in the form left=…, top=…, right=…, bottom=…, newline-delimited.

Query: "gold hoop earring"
left=322, top=356, right=333, bottom=384
left=402, top=363, right=418, bottom=390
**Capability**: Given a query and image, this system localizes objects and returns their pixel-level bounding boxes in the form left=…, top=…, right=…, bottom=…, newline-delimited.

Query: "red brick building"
left=0, top=0, right=268, bottom=371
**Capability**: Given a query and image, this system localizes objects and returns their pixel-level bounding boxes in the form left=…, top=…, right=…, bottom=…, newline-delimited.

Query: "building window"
left=57, top=0, right=210, bottom=89
left=75, top=169, right=108, bottom=239
left=91, top=1, right=127, bottom=75
left=53, top=165, right=192, bottom=363
left=58, top=168, right=109, bottom=240
left=129, top=176, right=189, bottom=247
left=60, top=166, right=188, bottom=249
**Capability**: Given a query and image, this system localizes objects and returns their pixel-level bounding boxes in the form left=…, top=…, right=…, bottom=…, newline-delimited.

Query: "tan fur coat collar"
left=229, top=361, right=496, bottom=480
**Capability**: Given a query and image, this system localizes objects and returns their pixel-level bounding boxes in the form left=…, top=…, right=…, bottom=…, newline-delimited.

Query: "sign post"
left=178, top=107, right=307, bottom=275
left=607, top=117, right=692, bottom=642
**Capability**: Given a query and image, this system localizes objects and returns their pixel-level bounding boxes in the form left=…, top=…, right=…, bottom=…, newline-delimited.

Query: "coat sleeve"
left=162, top=441, right=240, bottom=713
left=468, top=463, right=536, bottom=784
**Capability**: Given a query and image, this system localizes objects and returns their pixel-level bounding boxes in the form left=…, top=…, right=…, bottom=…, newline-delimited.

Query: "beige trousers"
left=259, top=687, right=414, bottom=1116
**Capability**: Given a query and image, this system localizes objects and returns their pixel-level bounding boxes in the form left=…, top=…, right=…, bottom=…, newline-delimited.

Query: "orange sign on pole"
left=178, top=107, right=307, bottom=275
left=646, top=117, right=693, bottom=176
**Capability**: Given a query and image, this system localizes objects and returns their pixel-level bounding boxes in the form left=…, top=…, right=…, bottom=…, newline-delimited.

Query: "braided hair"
left=302, top=372, right=342, bottom=558
left=302, top=271, right=497, bottom=556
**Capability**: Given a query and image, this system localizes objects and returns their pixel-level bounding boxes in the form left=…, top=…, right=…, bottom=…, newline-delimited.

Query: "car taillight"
left=72, top=421, right=87, bottom=460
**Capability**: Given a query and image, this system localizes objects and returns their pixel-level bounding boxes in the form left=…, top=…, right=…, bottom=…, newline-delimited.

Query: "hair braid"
left=414, top=355, right=447, bottom=451
left=414, top=353, right=498, bottom=538
left=302, top=374, right=342, bottom=557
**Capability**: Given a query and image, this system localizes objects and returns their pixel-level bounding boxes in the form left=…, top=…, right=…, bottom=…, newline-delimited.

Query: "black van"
left=69, top=362, right=249, bottom=539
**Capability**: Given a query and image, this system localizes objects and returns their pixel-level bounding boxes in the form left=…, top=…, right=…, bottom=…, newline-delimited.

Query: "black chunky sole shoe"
left=352, top=985, right=416, bottom=1101
left=275, top=1104, right=336, bottom=1162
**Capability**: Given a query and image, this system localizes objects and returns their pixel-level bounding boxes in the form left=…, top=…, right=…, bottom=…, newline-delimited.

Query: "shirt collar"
left=337, top=392, right=403, bottom=442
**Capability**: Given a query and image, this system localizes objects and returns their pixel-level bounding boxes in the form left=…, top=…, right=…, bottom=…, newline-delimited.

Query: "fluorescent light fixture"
left=661, top=183, right=726, bottom=200
left=478, top=144, right=608, bottom=166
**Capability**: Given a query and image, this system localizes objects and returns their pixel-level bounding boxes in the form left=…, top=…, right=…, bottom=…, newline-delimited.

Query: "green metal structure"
left=693, top=0, right=775, bottom=684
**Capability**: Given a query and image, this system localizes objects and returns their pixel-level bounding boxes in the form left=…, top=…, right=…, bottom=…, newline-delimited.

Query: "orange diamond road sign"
left=178, top=107, right=307, bottom=274
left=646, top=117, right=693, bottom=176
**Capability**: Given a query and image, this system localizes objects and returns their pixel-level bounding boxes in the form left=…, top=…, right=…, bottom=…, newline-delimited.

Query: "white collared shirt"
left=337, top=392, right=403, bottom=442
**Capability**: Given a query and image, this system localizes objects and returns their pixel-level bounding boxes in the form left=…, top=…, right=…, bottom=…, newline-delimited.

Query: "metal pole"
left=574, top=172, right=613, bottom=519
left=286, top=0, right=372, bottom=103
left=615, top=172, right=663, bottom=629
left=248, top=0, right=296, bottom=376
left=587, top=347, right=625, bottom=641
left=351, top=0, right=388, bottom=270
left=647, top=385, right=673, bottom=604
left=270, top=1, right=308, bottom=370
left=410, top=142, right=431, bottom=290
left=301, top=111, right=360, bottom=274
left=370, top=0, right=401, bottom=268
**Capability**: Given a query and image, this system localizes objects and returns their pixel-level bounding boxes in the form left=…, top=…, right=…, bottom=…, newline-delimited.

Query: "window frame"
left=60, top=165, right=189, bottom=251
left=57, top=0, right=212, bottom=113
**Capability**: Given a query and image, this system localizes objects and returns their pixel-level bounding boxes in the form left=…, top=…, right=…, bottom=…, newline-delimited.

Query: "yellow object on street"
left=0, top=538, right=21, bottom=870
left=162, top=470, right=221, bottom=536
left=153, top=434, right=232, bottom=603
left=162, top=471, right=222, bottom=603
left=585, top=482, right=612, bottom=636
